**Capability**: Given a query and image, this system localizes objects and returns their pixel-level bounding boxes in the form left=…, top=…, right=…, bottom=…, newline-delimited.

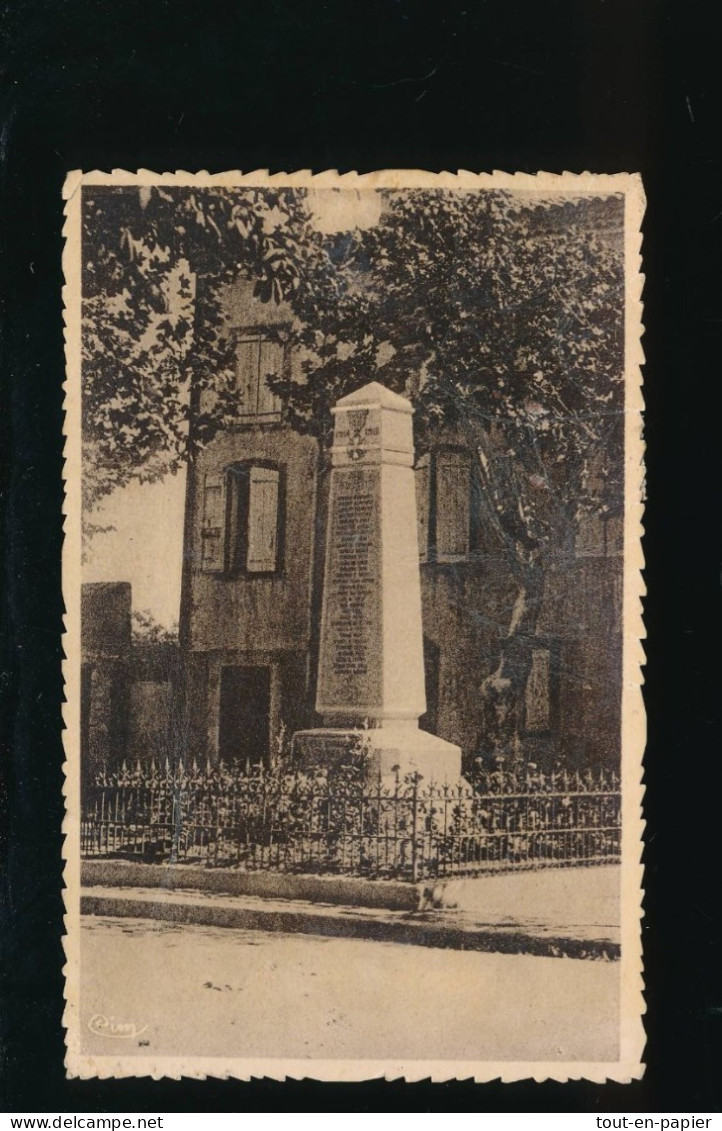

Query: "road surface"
left=80, top=915, right=619, bottom=1063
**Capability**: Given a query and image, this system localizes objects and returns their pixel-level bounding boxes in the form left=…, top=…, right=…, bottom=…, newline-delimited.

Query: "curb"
left=81, top=858, right=421, bottom=911
left=80, top=887, right=620, bottom=961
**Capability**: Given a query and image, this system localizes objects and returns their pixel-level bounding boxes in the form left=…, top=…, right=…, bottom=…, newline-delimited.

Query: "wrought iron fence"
left=81, top=760, right=621, bottom=881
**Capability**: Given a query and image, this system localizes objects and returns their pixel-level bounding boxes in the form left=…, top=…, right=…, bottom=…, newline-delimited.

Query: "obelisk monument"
left=293, top=381, right=462, bottom=780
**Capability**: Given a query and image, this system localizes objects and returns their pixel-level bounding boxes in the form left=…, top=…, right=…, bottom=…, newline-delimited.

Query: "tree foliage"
left=131, top=608, right=179, bottom=645
left=81, top=185, right=315, bottom=515
left=83, top=185, right=624, bottom=545
left=273, top=189, right=625, bottom=564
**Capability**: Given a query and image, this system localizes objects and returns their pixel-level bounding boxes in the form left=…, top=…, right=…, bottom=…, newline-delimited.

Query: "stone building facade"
left=178, top=284, right=624, bottom=774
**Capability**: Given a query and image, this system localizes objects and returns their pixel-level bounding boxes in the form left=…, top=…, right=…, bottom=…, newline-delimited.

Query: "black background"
left=1, top=0, right=721, bottom=1112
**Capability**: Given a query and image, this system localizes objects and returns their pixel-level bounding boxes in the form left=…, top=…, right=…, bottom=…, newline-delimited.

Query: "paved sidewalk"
left=81, top=864, right=620, bottom=960
left=429, top=865, right=620, bottom=947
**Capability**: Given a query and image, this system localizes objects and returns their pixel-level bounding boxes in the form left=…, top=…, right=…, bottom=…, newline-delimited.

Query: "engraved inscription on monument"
left=319, top=466, right=382, bottom=710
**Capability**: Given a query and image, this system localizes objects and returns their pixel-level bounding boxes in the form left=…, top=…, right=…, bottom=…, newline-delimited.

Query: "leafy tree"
left=273, top=189, right=625, bottom=759
left=82, top=185, right=625, bottom=760
left=81, top=185, right=315, bottom=520
left=131, top=608, right=179, bottom=646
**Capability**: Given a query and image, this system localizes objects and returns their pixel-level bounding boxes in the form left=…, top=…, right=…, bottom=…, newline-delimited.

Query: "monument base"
left=291, top=726, right=463, bottom=782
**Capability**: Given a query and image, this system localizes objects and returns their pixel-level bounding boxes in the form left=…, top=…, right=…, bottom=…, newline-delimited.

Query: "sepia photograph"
left=61, top=169, right=645, bottom=1083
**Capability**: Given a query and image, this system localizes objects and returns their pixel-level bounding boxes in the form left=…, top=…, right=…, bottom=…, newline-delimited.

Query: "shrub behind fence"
left=81, top=761, right=621, bottom=881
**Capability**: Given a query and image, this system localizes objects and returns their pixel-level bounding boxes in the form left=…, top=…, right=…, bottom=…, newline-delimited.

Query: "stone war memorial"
left=293, top=381, right=463, bottom=780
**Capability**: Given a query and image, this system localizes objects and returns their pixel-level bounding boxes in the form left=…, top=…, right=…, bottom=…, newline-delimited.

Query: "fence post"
left=170, top=779, right=181, bottom=865
left=411, top=773, right=419, bottom=884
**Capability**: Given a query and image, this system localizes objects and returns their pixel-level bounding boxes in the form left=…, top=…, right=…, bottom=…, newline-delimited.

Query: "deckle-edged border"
left=61, top=168, right=646, bottom=1083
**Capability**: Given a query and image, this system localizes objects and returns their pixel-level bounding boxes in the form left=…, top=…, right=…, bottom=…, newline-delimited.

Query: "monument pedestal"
left=292, top=726, right=462, bottom=782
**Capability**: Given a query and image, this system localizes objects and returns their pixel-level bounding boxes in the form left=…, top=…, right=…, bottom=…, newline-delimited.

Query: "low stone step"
left=80, top=884, right=620, bottom=961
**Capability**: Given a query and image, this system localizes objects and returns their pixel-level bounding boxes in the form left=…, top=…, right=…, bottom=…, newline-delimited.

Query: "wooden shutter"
left=525, top=648, right=551, bottom=732
left=246, top=466, right=280, bottom=572
left=237, top=337, right=260, bottom=415
left=436, top=453, right=471, bottom=558
left=258, top=339, right=283, bottom=416
left=201, top=472, right=226, bottom=571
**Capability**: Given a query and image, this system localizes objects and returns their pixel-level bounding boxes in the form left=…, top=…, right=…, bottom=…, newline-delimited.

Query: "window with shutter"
left=247, top=466, right=280, bottom=572
left=525, top=648, right=551, bottom=732
left=220, top=461, right=284, bottom=576
left=435, top=452, right=471, bottom=559
left=236, top=334, right=283, bottom=418
left=201, top=473, right=225, bottom=571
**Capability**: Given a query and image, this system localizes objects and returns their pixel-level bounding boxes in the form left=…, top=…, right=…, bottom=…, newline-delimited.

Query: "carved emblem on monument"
left=346, top=408, right=369, bottom=461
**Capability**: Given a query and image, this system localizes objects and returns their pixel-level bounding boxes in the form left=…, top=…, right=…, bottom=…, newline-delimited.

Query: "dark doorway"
left=218, top=665, right=271, bottom=767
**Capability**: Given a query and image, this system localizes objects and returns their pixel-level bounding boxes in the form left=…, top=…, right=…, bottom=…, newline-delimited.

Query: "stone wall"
left=81, top=582, right=132, bottom=782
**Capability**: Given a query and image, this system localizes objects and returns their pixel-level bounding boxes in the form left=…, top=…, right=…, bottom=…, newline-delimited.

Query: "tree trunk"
left=478, top=559, right=546, bottom=766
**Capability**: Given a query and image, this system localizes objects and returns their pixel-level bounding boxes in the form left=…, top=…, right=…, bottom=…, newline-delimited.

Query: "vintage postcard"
left=62, top=169, right=646, bottom=1082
